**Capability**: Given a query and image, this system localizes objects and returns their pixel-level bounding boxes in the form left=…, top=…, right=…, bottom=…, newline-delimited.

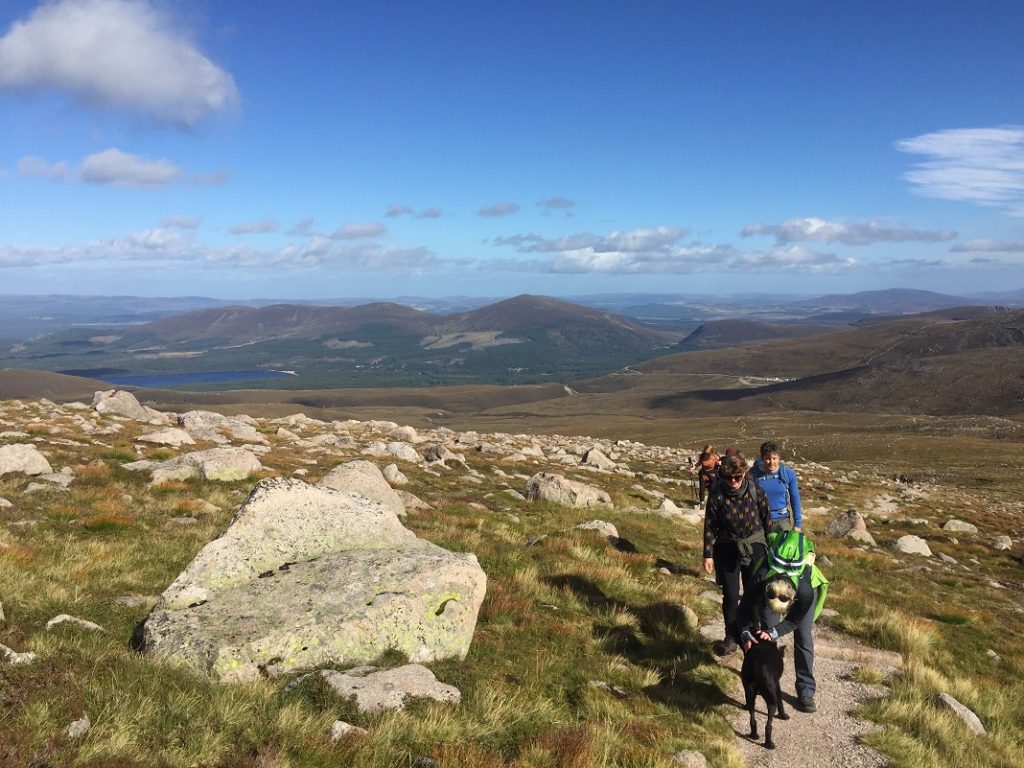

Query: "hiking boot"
left=797, top=695, right=817, bottom=713
left=712, top=638, right=738, bottom=656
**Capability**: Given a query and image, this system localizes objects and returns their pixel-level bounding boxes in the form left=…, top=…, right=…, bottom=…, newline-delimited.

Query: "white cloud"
left=79, top=148, right=181, bottom=187
left=491, top=226, right=854, bottom=275
left=478, top=202, right=521, bottom=217
left=229, top=218, right=279, bottom=235
left=896, top=126, right=1024, bottom=214
left=416, top=207, right=442, bottom=219
left=0, top=0, right=239, bottom=126
left=18, top=155, right=67, bottom=181
left=742, top=217, right=956, bottom=245
left=329, top=222, right=387, bottom=240
left=950, top=238, right=1024, bottom=253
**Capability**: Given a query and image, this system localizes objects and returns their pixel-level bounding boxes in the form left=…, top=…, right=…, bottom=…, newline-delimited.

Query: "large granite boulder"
left=317, top=460, right=405, bottom=517
left=140, top=478, right=486, bottom=682
left=524, top=472, right=611, bottom=508
left=0, top=444, right=53, bottom=477
left=92, top=390, right=167, bottom=423
left=134, top=447, right=264, bottom=485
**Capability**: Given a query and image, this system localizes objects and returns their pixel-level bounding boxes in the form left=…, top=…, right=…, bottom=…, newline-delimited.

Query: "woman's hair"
left=719, top=454, right=747, bottom=477
left=702, top=444, right=714, bottom=454
left=760, top=441, right=781, bottom=458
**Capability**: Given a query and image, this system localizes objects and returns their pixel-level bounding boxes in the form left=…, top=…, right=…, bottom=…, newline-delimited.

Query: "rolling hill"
left=0, top=295, right=679, bottom=389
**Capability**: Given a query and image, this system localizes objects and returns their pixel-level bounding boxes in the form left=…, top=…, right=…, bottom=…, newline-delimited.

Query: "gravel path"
left=701, top=617, right=892, bottom=768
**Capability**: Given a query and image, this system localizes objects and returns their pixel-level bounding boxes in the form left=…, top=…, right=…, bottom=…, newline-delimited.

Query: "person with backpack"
left=702, top=453, right=771, bottom=656
left=737, top=530, right=829, bottom=713
left=748, top=441, right=803, bottom=532
left=696, top=444, right=720, bottom=503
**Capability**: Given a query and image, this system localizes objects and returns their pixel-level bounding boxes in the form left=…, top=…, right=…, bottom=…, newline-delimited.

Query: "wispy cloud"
left=0, top=0, right=239, bottom=126
left=287, top=218, right=317, bottom=237
left=950, top=238, right=1024, bottom=253
left=0, top=228, right=446, bottom=272
left=490, top=226, right=855, bottom=274
left=478, top=202, right=521, bottom=218
left=18, top=155, right=67, bottom=181
left=192, top=169, right=230, bottom=187
left=416, top=207, right=442, bottom=219
left=537, top=197, right=576, bottom=216
left=385, top=203, right=414, bottom=218
left=80, top=148, right=182, bottom=187
left=328, top=222, right=387, bottom=240
left=896, top=126, right=1024, bottom=215
left=229, top=219, right=279, bottom=235
left=742, top=217, right=956, bottom=245
left=161, top=216, right=201, bottom=230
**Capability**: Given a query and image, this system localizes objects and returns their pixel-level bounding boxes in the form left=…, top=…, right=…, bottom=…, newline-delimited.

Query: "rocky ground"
left=1, top=389, right=1020, bottom=767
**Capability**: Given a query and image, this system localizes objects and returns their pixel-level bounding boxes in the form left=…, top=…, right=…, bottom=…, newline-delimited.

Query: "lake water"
left=97, top=370, right=297, bottom=388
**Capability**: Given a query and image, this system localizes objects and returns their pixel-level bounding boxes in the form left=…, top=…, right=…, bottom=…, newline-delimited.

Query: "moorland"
left=1, top=288, right=1023, bottom=767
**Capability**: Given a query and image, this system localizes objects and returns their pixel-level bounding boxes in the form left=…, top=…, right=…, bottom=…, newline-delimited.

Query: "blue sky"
left=1, top=0, right=1023, bottom=300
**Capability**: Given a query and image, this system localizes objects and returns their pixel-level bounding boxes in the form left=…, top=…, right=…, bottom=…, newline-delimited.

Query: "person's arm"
left=702, top=497, right=717, bottom=573
left=787, top=466, right=803, bottom=529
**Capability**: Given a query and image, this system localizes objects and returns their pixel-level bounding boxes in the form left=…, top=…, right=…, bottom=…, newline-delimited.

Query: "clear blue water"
left=97, top=370, right=297, bottom=388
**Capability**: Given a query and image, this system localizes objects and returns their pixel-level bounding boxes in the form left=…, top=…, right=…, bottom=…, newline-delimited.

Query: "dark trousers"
left=713, top=541, right=767, bottom=642
left=763, top=588, right=819, bottom=698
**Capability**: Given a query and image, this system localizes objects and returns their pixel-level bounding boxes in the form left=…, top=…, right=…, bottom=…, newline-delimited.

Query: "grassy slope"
left=1, top=396, right=1023, bottom=767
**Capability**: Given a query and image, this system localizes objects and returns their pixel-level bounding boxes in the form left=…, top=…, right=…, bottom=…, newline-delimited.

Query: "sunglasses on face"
left=725, top=474, right=744, bottom=483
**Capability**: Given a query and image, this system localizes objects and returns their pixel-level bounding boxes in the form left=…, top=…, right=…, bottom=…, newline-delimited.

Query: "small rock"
left=892, top=535, right=932, bottom=557
left=382, top=463, right=408, bottom=486
left=1, top=643, right=37, bottom=666
left=670, top=749, right=709, bottom=768
left=935, top=692, right=986, bottom=735
left=320, top=664, right=461, bottom=713
left=46, top=614, right=104, bottom=632
left=943, top=519, right=978, bottom=534
left=991, top=536, right=1012, bottom=551
left=330, top=720, right=369, bottom=742
left=575, top=520, right=619, bottom=539
left=67, top=714, right=92, bottom=739
left=588, top=679, right=628, bottom=698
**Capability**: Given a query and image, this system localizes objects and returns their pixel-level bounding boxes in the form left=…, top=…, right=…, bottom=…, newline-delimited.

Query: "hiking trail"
left=701, top=607, right=896, bottom=767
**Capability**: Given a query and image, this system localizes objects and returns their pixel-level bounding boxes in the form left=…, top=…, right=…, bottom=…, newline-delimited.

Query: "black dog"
left=740, top=639, right=789, bottom=749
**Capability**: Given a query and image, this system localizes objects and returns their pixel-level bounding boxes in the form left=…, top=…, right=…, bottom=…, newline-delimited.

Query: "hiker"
left=749, top=441, right=803, bottom=532
left=696, top=444, right=720, bottom=503
left=738, top=530, right=829, bottom=714
left=702, top=453, right=771, bottom=656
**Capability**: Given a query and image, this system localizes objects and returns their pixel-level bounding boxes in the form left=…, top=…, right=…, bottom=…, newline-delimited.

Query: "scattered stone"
left=382, top=463, right=408, bottom=486
left=582, top=447, right=616, bottom=470
left=655, top=497, right=683, bottom=518
left=320, top=664, right=461, bottom=713
left=991, top=535, right=1012, bottom=551
left=504, top=489, right=526, bottom=501
left=826, top=509, right=868, bottom=538
left=178, top=410, right=268, bottom=445
left=937, top=552, right=958, bottom=564
left=318, top=460, right=405, bottom=517
left=93, top=390, right=166, bottom=422
left=0, top=443, right=53, bottom=477
left=0, top=643, right=36, bottom=666
left=670, top=750, right=709, bottom=768
left=386, top=442, right=421, bottom=462
left=848, top=529, right=877, bottom=546
left=943, top=519, right=978, bottom=534
left=935, top=692, right=986, bottom=735
left=47, top=614, right=104, bottom=632
left=892, top=535, right=932, bottom=557
left=424, top=443, right=459, bottom=465
left=168, top=516, right=199, bottom=526
left=114, top=595, right=158, bottom=608
left=395, top=490, right=432, bottom=512
left=0, top=497, right=12, bottom=508
left=137, top=428, right=196, bottom=448
left=575, top=520, right=619, bottom=539
left=330, top=720, right=369, bottom=742
left=67, top=714, right=92, bottom=739
left=524, top=472, right=611, bottom=509
left=588, top=679, right=628, bottom=698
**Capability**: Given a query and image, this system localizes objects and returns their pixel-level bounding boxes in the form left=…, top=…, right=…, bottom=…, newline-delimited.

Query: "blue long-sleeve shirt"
left=749, top=460, right=802, bottom=528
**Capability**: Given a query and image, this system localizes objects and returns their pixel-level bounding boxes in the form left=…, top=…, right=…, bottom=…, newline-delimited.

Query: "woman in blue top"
left=748, top=441, right=802, bottom=532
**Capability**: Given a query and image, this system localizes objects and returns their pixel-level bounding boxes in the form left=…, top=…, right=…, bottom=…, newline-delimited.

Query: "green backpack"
left=762, top=530, right=829, bottom=620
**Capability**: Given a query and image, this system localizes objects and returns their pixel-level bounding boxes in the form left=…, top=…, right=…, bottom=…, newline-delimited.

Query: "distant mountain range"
left=1, top=295, right=677, bottom=388
left=4, top=288, right=1021, bottom=341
